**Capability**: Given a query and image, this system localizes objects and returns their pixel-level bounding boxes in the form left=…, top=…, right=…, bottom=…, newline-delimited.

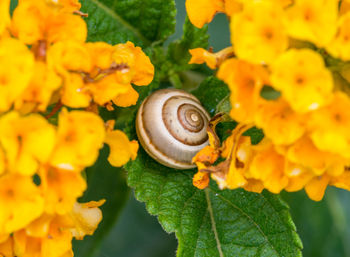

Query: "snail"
left=136, top=89, right=210, bottom=169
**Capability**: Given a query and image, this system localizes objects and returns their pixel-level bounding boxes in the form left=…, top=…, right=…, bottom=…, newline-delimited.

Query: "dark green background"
left=75, top=0, right=350, bottom=256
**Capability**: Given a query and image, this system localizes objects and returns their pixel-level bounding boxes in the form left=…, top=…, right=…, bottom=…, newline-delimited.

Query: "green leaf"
left=82, top=0, right=176, bottom=46
left=168, top=17, right=209, bottom=68
left=191, top=76, right=230, bottom=115
left=73, top=146, right=130, bottom=257
left=260, top=86, right=281, bottom=101
left=124, top=76, right=302, bottom=257
left=126, top=149, right=302, bottom=257
left=10, top=0, right=18, bottom=14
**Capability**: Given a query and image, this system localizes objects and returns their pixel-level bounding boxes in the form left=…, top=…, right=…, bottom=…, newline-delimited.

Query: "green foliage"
left=124, top=77, right=302, bottom=257
left=191, top=76, right=230, bottom=115
left=126, top=151, right=302, bottom=257
left=82, top=0, right=176, bottom=46
left=260, top=86, right=281, bottom=101
left=168, top=18, right=209, bottom=68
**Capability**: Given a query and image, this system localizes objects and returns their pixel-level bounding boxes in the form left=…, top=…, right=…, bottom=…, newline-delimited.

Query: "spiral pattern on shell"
left=136, top=89, right=210, bottom=169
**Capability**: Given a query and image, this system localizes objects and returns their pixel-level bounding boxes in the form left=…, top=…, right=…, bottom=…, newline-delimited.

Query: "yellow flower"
left=232, top=1, right=288, bottom=64
left=340, top=0, right=350, bottom=16
left=243, top=179, right=264, bottom=194
left=0, top=174, right=44, bottom=234
left=69, top=200, right=104, bottom=240
left=7, top=200, right=103, bottom=256
left=327, top=12, right=350, bottom=61
left=211, top=124, right=254, bottom=190
left=14, top=218, right=73, bottom=257
left=224, top=0, right=242, bottom=16
left=217, top=59, right=268, bottom=123
left=0, top=235, right=14, bottom=257
left=0, top=112, right=56, bottom=176
left=47, top=41, right=92, bottom=77
left=248, top=141, right=288, bottom=194
left=50, top=109, right=105, bottom=171
left=330, top=171, right=350, bottom=191
left=112, top=41, right=154, bottom=86
left=224, top=136, right=253, bottom=189
left=309, top=92, right=350, bottom=158
left=271, top=49, right=333, bottom=113
left=0, top=0, right=10, bottom=36
left=0, top=147, right=5, bottom=175
left=15, top=61, right=62, bottom=113
left=185, top=0, right=225, bottom=28
left=304, top=175, right=330, bottom=201
left=284, top=166, right=313, bottom=192
left=39, top=166, right=87, bottom=215
left=88, top=74, right=130, bottom=106
left=105, top=129, right=139, bottom=167
left=193, top=169, right=210, bottom=189
left=48, top=0, right=82, bottom=13
left=86, top=42, right=114, bottom=71
left=12, top=0, right=87, bottom=44
left=286, top=136, right=347, bottom=176
left=112, top=84, right=139, bottom=107
left=60, top=73, right=91, bottom=108
left=0, top=37, right=35, bottom=113
left=286, top=0, right=338, bottom=46
left=25, top=213, right=53, bottom=238
left=193, top=145, right=220, bottom=164
left=255, top=99, right=305, bottom=145
left=189, top=47, right=234, bottom=69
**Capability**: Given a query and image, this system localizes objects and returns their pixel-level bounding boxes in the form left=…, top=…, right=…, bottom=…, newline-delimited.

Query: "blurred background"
left=74, top=0, right=350, bottom=256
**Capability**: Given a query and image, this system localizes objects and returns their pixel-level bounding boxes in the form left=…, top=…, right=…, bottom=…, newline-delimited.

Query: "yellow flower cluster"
left=187, top=0, right=350, bottom=201
left=0, top=0, right=153, bottom=256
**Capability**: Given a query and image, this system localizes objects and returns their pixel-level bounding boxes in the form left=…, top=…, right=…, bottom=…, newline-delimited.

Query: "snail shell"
left=136, top=89, right=210, bottom=169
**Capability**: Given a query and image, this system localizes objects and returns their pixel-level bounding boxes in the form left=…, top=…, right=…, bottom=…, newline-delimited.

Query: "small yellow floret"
left=286, top=0, right=338, bottom=46
left=105, top=130, right=139, bottom=167
left=271, top=49, right=333, bottom=113
left=50, top=109, right=105, bottom=171
left=0, top=112, right=56, bottom=175
left=0, top=174, right=44, bottom=234
left=232, top=1, right=288, bottom=64
left=309, top=92, right=350, bottom=158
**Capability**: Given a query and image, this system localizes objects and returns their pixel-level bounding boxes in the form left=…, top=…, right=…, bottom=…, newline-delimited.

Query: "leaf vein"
left=88, top=0, right=151, bottom=45
left=212, top=190, right=281, bottom=257
left=205, top=189, right=224, bottom=257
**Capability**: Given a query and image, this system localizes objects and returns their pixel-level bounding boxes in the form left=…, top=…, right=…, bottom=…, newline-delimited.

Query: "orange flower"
left=217, top=59, right=269, bottom=123
left=12, top=0, right=87, bottom=45
left=189, top=47, right=234, bottom=69
left=185, top=0, right=225, bottom=28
